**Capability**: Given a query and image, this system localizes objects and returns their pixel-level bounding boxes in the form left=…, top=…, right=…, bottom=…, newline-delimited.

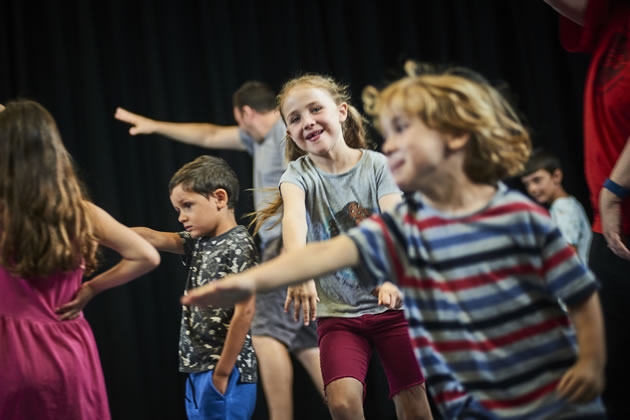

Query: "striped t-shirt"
left=346, top=183, right=605, bottom=419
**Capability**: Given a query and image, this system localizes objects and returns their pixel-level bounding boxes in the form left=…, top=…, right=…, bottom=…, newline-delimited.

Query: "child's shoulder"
left=493, top=184, right=556, bottom=225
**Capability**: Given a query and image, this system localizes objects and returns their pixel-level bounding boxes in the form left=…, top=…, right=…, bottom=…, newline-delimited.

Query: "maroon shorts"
left=317, top=310, right=424, bottom=399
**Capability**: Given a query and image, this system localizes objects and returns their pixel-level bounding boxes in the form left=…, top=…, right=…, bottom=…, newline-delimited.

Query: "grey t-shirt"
left=550, top=196, right=592, bottom=263
left=178, top=225, right=258, bottom=383
left=280, top=149, right=401, bottom=317
left=240, top=120, right=287, bottom=247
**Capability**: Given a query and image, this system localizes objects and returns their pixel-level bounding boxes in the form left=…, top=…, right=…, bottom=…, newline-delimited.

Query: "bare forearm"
left=132, top=227, right=184, bottom=254
left=86, top=258, right=157, bottom=295
left=568, top=293, right=606, bottom=368
left=215, top=298, right=255, bottom=376
left=153, top=121, right=242, bottom=150
left=253, top=236, right=359, bottom=293
left=544, top=0, right=588, bottom=25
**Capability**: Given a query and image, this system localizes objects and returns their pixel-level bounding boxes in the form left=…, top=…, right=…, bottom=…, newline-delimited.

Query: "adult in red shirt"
left=546, top=1, right=630, bottom=417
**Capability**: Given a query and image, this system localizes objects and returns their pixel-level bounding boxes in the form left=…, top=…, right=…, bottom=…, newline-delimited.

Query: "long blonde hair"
left=252, top=74, right=370, bottom=235
left=0, top=100, right=99, bottom=278
left=363, top=64, right=531, bottom=184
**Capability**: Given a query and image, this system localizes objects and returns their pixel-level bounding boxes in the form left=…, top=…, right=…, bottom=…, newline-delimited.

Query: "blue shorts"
left=185, top=366, right=256, bottom=420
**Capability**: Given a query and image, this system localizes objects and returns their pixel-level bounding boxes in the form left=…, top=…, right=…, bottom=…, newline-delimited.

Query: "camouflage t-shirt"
left=178, top=225, right=258, bottom=383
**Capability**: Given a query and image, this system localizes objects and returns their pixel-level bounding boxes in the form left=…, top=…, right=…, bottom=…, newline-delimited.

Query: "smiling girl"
left=254, top=74, right=433, bottom=420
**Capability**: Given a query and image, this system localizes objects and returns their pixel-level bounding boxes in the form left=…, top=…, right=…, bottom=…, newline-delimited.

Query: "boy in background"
left=521, top=149, right=592, bottom=263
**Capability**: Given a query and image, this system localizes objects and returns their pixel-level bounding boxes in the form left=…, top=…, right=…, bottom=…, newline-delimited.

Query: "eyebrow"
left=286, top=101, right=321, bottom=118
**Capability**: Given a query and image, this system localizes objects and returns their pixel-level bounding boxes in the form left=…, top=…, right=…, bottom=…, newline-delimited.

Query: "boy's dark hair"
left=168, top=155, right=240, bottom=209
left=232, top=81, right=276, bottom=112
left=521, top=149, right=562, bottom=177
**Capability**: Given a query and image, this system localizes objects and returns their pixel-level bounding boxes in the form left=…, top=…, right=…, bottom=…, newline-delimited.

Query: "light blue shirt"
left=239, top=120, right=286, bottom=247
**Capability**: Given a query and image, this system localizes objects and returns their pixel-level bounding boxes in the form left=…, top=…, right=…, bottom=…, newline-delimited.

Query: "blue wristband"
left=603, top=178, right=630, bottom=199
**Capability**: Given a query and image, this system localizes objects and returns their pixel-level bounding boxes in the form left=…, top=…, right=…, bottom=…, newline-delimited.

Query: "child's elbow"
left=146, top=248, right=161, bottom=268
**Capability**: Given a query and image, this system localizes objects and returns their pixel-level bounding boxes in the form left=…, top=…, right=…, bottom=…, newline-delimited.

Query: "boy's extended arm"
left=114, top=107, right=245, bottom=151
left=132, top=227, right=185, bottom=254
left=557, top=292, right=606, bottom=402
left=182, top=235, right=359, bottom=308
left=212, top=296, right=256, bottom=394
left=280, top=182, right=319, bottom=325
left=55, top=203, right=161, bottom=319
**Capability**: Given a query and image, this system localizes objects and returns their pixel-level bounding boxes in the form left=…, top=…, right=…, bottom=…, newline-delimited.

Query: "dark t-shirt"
left=178, top=225, right=258, bottom=383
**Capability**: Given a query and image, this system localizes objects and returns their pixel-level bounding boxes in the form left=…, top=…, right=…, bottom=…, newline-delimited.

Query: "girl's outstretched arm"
left=55, top=203, right=161, bottom=320
left=182, top=235, right=359, bottom=308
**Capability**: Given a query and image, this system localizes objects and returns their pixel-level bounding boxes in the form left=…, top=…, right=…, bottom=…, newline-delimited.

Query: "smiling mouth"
left=305, top=129, right=324, bottom=141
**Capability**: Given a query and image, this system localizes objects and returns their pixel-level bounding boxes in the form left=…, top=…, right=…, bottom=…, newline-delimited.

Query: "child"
left=183, top=70, right=608, bottom=419
left=61, top=154, right=258, bottom=419
left=253, top=74, right=433, bottom=420
left=115, top=82, right=324, bottom=420
left=0, top=100, right=160, bottom=420
left=521, top=149, right=592, bottom=263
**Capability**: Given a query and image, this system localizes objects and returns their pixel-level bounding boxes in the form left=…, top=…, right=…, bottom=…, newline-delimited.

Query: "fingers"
left=284, top=292, right=294, bottom=313
left=308, top=295, right=317, bottom=324
left=557, top=369, right=601, bottom=403
left=55, top=302, right=80, bottom=321
left=296, top=297, right=307, bottom=324
left=114, top=107, right=134, bottom=122
left=605, top=232, right=630, bottom=260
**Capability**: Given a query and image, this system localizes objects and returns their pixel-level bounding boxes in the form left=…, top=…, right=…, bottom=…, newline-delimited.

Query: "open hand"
left=284, top=280, right=319, bottom=325
left=114, top=107, right=157, bottom=136
left=55, top=282, right=96, bottom=321
left=599, top=187, right=630, bottom=260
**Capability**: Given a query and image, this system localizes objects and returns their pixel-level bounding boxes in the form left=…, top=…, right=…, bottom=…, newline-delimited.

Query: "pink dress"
left=0, top=265, right=110, bottom=420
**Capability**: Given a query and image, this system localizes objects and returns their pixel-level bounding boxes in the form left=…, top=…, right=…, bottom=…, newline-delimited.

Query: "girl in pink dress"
left=0, top=100, right=160, bottom=420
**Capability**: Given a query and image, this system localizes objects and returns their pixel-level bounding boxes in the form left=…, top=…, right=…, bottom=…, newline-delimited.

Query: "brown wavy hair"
left=363, top=64, right=531, bottom=184
left=251, top=74, right=370, bottom=235
left=0, top=100, right=99, bottom=278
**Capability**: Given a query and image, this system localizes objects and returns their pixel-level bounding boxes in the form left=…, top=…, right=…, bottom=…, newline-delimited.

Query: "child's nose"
left=303, top=115, right=315, bottom=127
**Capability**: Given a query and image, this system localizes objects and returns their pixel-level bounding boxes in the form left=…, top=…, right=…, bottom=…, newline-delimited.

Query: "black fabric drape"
left=1, top=1, right=590, bottom=419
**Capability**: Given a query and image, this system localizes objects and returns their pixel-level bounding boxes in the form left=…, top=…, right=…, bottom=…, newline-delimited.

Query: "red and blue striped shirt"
left=346, top=183, right=605, bottom=419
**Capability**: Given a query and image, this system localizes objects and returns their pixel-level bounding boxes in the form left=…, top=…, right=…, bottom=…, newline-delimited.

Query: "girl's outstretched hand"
left=181, top=275, right=255, bottom=307
left=284, top=280, right=319, bottom=325
left=55, top=282, right=96, bottom=321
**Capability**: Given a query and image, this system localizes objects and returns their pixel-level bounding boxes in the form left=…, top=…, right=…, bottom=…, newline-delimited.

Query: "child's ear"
left=446, top=133, right=470, bottom=151
left=338, top=103, right=348, bottom=123
left=552, top=168, right=563, bottom=184
left=285, top=129, right=292, bottom=139
left=212, top=189, right=229, bottom=208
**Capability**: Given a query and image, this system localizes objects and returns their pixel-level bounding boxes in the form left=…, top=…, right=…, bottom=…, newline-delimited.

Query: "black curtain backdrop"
left=1, top=1, right=590, bottom=419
